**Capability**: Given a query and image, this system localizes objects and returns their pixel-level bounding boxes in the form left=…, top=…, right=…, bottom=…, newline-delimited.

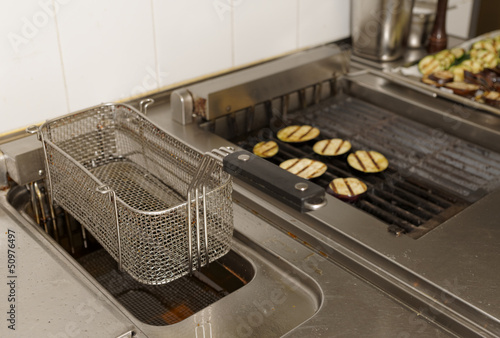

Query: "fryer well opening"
left=7, top=183, right=255, bottom=326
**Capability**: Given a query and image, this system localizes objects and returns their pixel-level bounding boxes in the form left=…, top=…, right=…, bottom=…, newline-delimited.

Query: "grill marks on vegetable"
left=261, top=143, right=278, bottom=156
left=348, top=150, right=389, bottom=173
left=253, top=141, right=279, bottom=158
left=329, top=178, right=367, bottom=198
left=279, top=158, right=327, bottom=179
left=288, top=126, right=313, bottom=141
left=277, top=125, right=320, bottom=143
left=313, top=139, right=352, bottom=156
left=417, top=36, right=500, bottom=107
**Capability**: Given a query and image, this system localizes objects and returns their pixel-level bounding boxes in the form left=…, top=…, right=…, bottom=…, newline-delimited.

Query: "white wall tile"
left=0, top=1, right=68, bottom=134
left=56, top=0, right=157, bottom=112
left=447, top=0, right=474, bottom=39
left=233, top=0, right=299, bottom=66
left=153, top=0, right=233, bottom=87
left=298, top=0, right=351, bottom=48
left=0, top=1, right=357, bottom=135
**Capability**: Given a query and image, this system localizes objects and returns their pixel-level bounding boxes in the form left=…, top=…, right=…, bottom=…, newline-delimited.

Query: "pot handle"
left=223, top=150, right=327, bottom=213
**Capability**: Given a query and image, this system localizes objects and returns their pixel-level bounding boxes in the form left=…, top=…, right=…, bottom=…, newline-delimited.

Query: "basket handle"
left=223, top=150, right=327, bottom=212
left=139, top=98, right=155, bottom=115
left=26, top=125, right=41, bottom=140
left=96, top=185, right=123, bottom=271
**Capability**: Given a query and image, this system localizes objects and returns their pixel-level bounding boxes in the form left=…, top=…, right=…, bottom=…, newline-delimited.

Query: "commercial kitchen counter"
left=0, top=93, right=455, bottom=337
left=2, top=40, right=500, bottom=337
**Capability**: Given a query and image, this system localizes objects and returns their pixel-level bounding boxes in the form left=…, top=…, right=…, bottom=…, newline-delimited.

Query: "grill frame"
left=231, top=89, right=500, bottom=238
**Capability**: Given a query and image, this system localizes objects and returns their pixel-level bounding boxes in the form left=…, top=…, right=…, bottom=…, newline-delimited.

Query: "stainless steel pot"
left=408, top=2, right=436, bottom=48
left=351, top=0, right=415, bottom=61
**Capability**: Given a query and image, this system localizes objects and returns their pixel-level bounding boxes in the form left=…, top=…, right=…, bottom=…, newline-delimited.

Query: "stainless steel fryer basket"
left=32, top=102, right=233, bottom=285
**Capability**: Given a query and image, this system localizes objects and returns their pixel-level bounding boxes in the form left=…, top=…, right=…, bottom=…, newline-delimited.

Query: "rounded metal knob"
left=238, top=154, right=250, bottom=162
left=295, top=182, right=309, bottom=191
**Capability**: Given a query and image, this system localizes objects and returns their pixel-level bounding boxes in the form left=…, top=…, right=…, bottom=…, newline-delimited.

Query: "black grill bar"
left=357, top=200, right=416, bottom=234
left=364, top=193, right=427, bottom=225
left=371, top=189, right=435, bottom=220
left=391, top=180, right=452, bottom=209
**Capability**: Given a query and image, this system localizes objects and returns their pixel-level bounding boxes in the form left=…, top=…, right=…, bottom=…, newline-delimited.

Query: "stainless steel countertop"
left=0, top=189, right=453, bottom=337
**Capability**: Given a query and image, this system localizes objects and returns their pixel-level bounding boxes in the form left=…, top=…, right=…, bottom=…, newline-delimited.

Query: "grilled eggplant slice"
left=347, top=150, right=389, bottom=173
left=444, top=82, right=480, bottom=97
left=483, top=91, right=500, bottom=108
left=421, top=74, right=440, bottom=87
left=465, top=69, right=499, bottom=91
left=313, top=139, right=352, bottom=156
left=327, top=177, right=367, bottom=201
left=279, top=158, right=327, bottom=179
left=253, top=141, right=279, bottom=158
left=428, top=70, right=454, bottom=85
left=487, top=66, right=500, bottom=76
left=277, top=125, right=320, bottom=143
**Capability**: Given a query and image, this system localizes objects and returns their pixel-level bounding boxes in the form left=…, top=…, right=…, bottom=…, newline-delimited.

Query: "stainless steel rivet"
left=295, top=182, right=309, bottom=191
left=238, top=154, right=250, bottom=162
left=38, top=169, right=44, bottom=176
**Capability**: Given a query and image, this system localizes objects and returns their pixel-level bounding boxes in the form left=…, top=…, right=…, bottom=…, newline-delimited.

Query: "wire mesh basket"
left=33, top=102, right=233, bottom=285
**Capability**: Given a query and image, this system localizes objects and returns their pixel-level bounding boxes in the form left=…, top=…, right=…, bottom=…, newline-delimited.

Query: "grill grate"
left=236, top=95, right=500, bottom=238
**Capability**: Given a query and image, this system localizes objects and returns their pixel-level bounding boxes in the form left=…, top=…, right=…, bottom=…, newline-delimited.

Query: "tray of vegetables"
left=389, top=30, right=500, bottom=113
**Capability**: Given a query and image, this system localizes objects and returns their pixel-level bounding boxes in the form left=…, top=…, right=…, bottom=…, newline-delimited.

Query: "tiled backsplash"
left=0, top=0, right=351, bottom=134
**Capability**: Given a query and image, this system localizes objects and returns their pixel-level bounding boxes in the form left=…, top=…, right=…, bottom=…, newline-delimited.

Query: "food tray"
left=387, top=30, right=500, bottom=116
left=35, top=103, right=233, bottom=285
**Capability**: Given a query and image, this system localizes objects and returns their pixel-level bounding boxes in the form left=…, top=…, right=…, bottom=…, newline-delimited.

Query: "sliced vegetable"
left=494, top=36, right=500, bottom=52
left=347, top=150, right=389, bottom=173
left=450, top=47, right=465, bottom=59
left=418, top=55, right=443, bottom=75
left=277, top=125, right=320, bottom=143
left=435, top=50, right=455, bottom=69
left=417, top=34, right=500, bottom=107
left=253, top=141, right=279, bottom=158
left=449, top=65, right=468, bottom=82
left=472, top=39, right=496, bottom=53
left=444, top=82, right=480, bottom=97
left=279, top=158, right=327, bottom=179
left=483, top=91, right=500, bottom=108
left=313, top=139, right=351, bottom=157
left=421, top=74, right=440, bottom=87
left=327, top=177, right=368, bottom=202
left=461, top=59, right=484, bottom=74
left=428, top=70, right=454, bottom=85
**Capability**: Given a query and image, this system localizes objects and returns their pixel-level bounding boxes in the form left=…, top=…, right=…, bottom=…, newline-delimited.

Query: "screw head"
left=295, top=182, right=309, bottom=191
left=238, top=154, right=250, bottom=162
